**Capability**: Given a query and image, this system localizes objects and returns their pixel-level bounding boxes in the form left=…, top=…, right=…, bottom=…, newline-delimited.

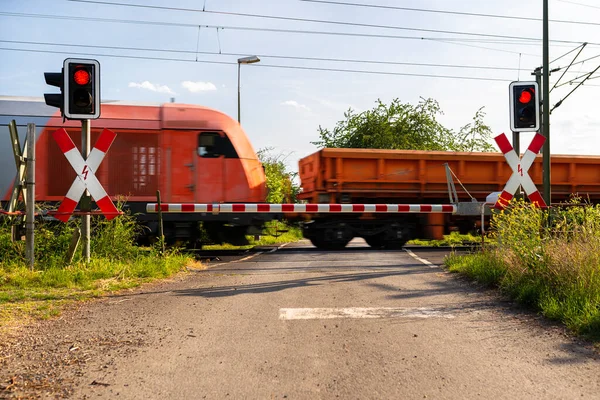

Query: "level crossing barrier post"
left=156, top=190, right=165, bottom=256
left=25, top=123, right=35, bottom=270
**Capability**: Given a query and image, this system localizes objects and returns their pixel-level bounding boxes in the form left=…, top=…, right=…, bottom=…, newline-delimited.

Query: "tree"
left=257, top=148, right=301, bottom=203
left=312, top=98, right=494, bottom=152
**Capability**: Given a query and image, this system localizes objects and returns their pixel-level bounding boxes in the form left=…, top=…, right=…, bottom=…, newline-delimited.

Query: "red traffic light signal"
left=518, top=89, right=532, bottom=104
left=44, top=58, right=101, bottom=120
left=509, top=81, right=539, bottom=133
left=64, top=59, right=100, bottom=119
left=73, top=68, right=91, bottom=85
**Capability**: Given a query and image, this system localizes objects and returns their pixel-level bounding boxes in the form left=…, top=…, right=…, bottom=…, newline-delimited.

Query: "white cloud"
left=128, top=81, right=175, bottom=95
left=181, top=81, right=217, bottom=93
left=282, top=100, right=310, bottom=111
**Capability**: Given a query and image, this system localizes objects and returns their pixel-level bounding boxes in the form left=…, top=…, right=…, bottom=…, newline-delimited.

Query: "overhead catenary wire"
left=551, top=64, right=600, bottom=112
left=0, top=12, right=548, bottom=50
left=0, top=39, right=536, bottom=72
left=0, top=47, right=513, bottom=82
left=300, top=0, right=600, bottom=27
left=550, top=42, right=587, bottom=64
left=63, top=0, right=592, bottom=46
left=0, top=12, right=581, bottom=60
left=557, top=0, right=600, bottom=10
left=551, top=43, right=587, bottom=92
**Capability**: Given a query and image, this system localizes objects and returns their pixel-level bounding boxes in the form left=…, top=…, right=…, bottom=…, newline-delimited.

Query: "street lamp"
left=237, top=55, right=260, bottom=124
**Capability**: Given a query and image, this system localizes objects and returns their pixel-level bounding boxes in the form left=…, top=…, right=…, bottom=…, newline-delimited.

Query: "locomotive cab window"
left=198, top=132, right=239, bottom=158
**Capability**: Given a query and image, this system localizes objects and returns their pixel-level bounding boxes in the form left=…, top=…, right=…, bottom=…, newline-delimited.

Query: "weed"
left=446, top=200, right=600, bottom=342
left=0, top=206, right=192, bottom=327
left=202, top=221, right=303, bottom=250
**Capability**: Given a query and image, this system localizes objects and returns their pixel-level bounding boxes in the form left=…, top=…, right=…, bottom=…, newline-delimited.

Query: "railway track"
left=186, top=242, right=481, bottom=262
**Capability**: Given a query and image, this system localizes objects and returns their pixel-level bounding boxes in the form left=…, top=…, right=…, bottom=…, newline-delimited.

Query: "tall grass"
left=0, top=209, right=192, bottom=326
left=447, top=200, right=600, bottom=341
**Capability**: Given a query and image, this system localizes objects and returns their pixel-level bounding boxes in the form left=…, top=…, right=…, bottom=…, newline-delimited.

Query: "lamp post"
left=237, top=55, right=260, bottom=124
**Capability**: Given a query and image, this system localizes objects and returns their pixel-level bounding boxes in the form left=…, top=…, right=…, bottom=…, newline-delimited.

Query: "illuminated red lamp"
left=518, top=90, right=532, bottom=104
left=73, top=68, right=90, bottom=85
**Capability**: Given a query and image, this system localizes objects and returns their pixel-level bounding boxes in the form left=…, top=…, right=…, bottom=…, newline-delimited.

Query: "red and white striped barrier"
left=146, top=203, right=457, bottom=214
left=52, top=128, right=119, bottom=222
left=494, top=132, right=547, bottom=209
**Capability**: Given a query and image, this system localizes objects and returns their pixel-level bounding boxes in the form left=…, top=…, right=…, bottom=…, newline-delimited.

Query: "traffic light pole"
left=512, top=132, right=520, bottom=157
left=512, top=130, right=522, bottom=198
left=533, top=68, right=542, bottom=134
left=81, top=119, right=91, bottom=262
left=542, top=0, right=551, bottom=205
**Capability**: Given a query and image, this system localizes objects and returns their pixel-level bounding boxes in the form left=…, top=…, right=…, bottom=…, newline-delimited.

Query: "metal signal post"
left=81, top=119, right=91, bottom=261
left=45, top=58, right=102, bottom=262
left=542, top=0, right=551, bottom=205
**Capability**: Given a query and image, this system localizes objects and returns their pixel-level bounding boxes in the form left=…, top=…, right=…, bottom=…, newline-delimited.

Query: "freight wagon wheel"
left=383, top=240, right=407, bottom=250
left=364, top=235, right=385, bottom=249
left=365, top=230, right=408, bottom=250
left=309, top=237, right=350, bottom=250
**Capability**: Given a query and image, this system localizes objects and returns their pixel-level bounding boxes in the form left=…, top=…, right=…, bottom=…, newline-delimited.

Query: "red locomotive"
left=0, top=97, right=267, bottom=245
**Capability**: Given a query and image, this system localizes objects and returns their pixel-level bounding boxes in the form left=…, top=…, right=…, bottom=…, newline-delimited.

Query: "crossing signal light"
left=509, top=81, right=539, bottom=132
left=44, top=58, right=100, bottom=120
left=65, top=58, right=100, bottom=120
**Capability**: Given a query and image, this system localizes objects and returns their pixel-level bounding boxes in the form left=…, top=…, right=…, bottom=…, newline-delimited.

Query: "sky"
left=2, top=0, right=600, bottom=172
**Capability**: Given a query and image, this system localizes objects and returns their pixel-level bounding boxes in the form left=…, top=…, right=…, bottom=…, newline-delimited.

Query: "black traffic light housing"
left=44, top=71, right=63, bottom=111
left=65, top=58, right=100, bottom=119
left=509, top=81, right=540, bottom=132
left=44, top=58, right=101, bottom=120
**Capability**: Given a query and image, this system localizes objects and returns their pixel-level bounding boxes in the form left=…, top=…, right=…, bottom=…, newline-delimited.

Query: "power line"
left=0, top=47, right=513, bottom=82
left=301, top=0, right=600, bottom=27
left=0, top=11, right=540, bottom=45
left=0, top=11, right=546, bottom=57
left=65, top=0, right=589, bottom=45
left=0, top=39, right=530, bottom=72
left=556, top=0, right=600, bottom=10
left=550, top=43, right=586, bottom=64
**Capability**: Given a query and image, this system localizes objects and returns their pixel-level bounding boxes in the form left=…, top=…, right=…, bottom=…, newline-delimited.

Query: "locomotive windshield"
left=198, top=132, right=238, bottom=158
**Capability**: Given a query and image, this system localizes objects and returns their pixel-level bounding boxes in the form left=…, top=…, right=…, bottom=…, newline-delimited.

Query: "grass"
left=408, top=231, right=489, bottom=247
left=445, top=200, right=600, bottom=343
left=0, top=208, right=193, bottom=331
left=202, top=220, right=303, bottom=250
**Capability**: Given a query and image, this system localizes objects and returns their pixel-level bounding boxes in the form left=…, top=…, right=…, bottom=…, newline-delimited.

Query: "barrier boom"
left=146, top=203, right=457, bottom=214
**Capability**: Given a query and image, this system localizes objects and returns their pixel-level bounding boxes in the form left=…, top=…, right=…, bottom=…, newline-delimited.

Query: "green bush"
left=446, top=200, right=600, bottom=341
left=0, top=205, right=191, bottom=312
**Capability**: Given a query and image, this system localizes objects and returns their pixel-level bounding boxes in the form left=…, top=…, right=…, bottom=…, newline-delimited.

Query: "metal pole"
left=82, top=119, right=91, bottom=262
left=156, top=190, right=165, bottom=255
left=534, top=68, right=542, bottom=137
left=542, top=0, right=551, bottom=205
left=512, top=132, right=520, bottom=157
left=25, top=123, right=35, bottom=270
left=512, top=131, right=522, bottom=198
left=237, top=62, right=241, bottom=123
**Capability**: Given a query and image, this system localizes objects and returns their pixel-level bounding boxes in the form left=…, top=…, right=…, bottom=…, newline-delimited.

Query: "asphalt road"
left=3, top=239, right=599, bottom=399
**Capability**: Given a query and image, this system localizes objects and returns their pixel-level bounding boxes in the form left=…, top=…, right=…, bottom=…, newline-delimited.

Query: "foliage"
left=202, top=220, right=303, bottom=250
left=0, top=206, right=192, bottom=327
left=407, top=231, right=489, bottom=247
left=446, top=200, right=600, bottom=342
left=257, top=147, right=301, bottom=203
left=312, top=98, right=495, bottom=152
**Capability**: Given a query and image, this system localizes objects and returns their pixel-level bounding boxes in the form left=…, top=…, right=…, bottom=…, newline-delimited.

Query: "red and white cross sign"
left=494, top=132, right=547, bottom=209
left=52, top=128, right=119, bottom=222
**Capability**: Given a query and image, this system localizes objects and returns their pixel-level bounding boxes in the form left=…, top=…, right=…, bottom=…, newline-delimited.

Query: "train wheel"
left=382, top=240, right=407, bottom=250
left=365, top=235, right=385, bottom=249
left=309, top=237, right=350, bottom=250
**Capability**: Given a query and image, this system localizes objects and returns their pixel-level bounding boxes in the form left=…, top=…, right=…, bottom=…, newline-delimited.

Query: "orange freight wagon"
left=297, top=148, right=600, bottom=246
